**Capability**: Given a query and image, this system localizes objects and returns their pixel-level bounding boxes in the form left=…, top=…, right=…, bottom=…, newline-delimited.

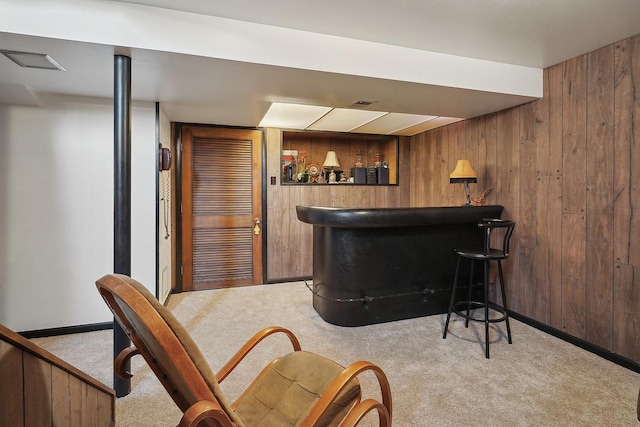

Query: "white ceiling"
left=1, top=0, right=640, bottom=130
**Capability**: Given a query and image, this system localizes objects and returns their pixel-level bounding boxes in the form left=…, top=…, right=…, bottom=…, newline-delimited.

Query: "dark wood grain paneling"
left=24, top=352, right=52, bottom=426
left=585, top=44, right=614, bottom=349
left=547, top=63, right=565, bottom=329
left=0, top=339, right=24, bottom=426
left=561, top=55, right=587, bottom=338
left=406, top=34, right=640, bottom=363
left=52, top=366, right=71, bottom=426
left=518, top=102, right=537, bottom=314
left=612, top=35, right=640, bottom=359
left=1, top=313, right=115, bottom=426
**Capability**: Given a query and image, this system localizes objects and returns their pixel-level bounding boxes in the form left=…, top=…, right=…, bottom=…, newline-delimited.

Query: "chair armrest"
left=303, top=360, right=392, bottom=427
left=179, top=400, right=235, bottom=427
left=216, top=326, right=301, bottom=383
left=114, top=345, right=139, bottom=379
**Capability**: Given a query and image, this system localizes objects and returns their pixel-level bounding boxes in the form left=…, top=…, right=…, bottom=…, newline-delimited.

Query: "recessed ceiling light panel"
left=353, top=113, right=437, bottom=134
left=307, top=108, right=387, bottom=132
left=0, top=50, right=66, bottom=71
left=259, top=102, right=331, bottom=129
left=258, top=102, right=461, bottom=135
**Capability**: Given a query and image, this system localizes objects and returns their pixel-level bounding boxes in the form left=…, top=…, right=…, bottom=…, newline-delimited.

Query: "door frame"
left=174, top=123, right=267, bottom=292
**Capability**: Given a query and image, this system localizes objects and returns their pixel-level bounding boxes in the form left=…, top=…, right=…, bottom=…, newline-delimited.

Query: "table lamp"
left=323, top=151, right=340, bottom=183
left=449, top=159, right=477, bottom=205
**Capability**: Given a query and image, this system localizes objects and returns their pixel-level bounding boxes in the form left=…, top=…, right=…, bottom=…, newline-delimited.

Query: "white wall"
left=158, top=105, right=172, bottom=304
left=0, top=100, right=157, bottom=332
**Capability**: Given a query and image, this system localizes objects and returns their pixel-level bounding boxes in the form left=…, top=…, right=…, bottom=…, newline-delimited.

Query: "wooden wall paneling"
left=431, top=130, right=444, bottom=207
left=330, top=136, right=350, bottom=176
left=561, top=55, right=588, bottom=338
left=371, top=184, right=384, bottom=208
left=465, top=117, right=480, bottom=163
left=483, top=113, right=498, bottom=207
left=613, top=36, right=640, bottom=359
left=397, top=137, right=411, bottom=207
left=423, top=131, right=436, bottom=206
left=287, top=184, right=302, bottom=277
left=561, top=212, right=587, bottom=338
left=410, top=132, right=428, bottom=206
left=308, top=135, right=324, bottom=168
left=495, top=108, right=520, bottom=310
left=562, top=55, right=588, bottom=214
left=385, top=136, right=398, bottom=184
left=450, top=122, right=467, bottom=205
left=465, top=117, right=481, bottom=202
left=547, top=63, right=565, bottom=329
left=518, top=101, right=537, bottom=316
left=404, top=34, right=640, bottom=363
left=52, top=366, right=71, bottom=426
left=352, top=179, right=369, bottom=207
left=585, top=44, right=615, bottom=349
left=0, top=325, right=115, bottom=426
left=532, top=67, right=553, bottom=324
left=474, top=116, right=491, bottom=201
left=332, top=182, right=348, bottom=206
left=266, top=128, right=285, bottom=280
left=96, top=382, right=114, bottom=427
left=0, top=340, right=24, bottom=426
left=81, top=382, right=99, bottom=426
left=23, top=352, right=53, bottom=426
left=68, top=370, right=84, bottom=426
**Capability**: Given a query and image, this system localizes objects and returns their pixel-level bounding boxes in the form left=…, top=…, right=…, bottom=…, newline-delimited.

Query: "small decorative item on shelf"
left=374, top=152, right=382, bottom=167
left=298, top=168, right=309, bottom=183
left=308, top=164, right=320, bottom=183
left=323, top=150, right=340, bottom=183
left=281, top=149, right=298, bottom=183
left=355, top=149, right=363, bottom=168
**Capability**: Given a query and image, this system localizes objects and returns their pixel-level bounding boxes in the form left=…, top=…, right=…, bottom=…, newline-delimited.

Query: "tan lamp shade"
left=449, top=159, right=477, bottom=183
left=323, top=151, right=340, bottom=168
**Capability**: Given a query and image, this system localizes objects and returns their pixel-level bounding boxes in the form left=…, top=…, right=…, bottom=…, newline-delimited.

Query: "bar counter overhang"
left=296, top=205, right=504, bottom=326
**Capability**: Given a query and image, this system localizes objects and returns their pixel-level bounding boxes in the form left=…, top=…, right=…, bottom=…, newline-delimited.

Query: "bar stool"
left=442, top=218, right=515, bottom=358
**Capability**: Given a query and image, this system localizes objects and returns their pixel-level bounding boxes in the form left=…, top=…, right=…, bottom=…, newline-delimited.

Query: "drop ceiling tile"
left=353, top=112, right=437, bottom=134
left=307, top=108, right=387, bottom=132
left=259, top=102, right=331, bottom=129
left=394, top=116, right=463, bottom=135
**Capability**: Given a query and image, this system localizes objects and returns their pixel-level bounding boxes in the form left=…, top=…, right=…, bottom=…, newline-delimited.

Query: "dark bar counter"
left=296, top=205, right=504, bottom=326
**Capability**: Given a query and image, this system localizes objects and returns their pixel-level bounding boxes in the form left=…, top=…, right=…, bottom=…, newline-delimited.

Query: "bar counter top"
left=296, top=205, right=505, bottom=326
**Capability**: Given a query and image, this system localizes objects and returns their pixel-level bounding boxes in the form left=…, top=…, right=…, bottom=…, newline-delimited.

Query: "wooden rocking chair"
left=95, top=274, right=392, bottom=427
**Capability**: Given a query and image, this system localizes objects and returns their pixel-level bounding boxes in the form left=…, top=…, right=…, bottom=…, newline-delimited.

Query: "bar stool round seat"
left=442, top=218, right=515, bottom=359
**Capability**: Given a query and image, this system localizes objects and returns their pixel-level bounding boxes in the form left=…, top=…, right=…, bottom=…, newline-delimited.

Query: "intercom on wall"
left=159, top=145, right=172, bottom=171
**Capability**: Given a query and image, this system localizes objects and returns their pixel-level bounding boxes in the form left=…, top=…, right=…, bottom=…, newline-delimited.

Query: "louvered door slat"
left=181, top=126, right=263, bottom=290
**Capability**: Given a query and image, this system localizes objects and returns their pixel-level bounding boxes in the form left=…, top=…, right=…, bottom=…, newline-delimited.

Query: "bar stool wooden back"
left=442, top=218, right=515, bottom=359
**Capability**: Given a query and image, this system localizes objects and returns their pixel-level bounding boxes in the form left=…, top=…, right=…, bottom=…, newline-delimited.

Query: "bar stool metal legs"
left=442, top=218, right=515, bottom=359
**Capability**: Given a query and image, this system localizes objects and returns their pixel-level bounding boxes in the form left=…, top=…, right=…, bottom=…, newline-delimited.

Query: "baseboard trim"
left=264, top=276, right=312, bottom=284
left=19, top=322, right=114, bottom=339
left=509, top=311, right=640, bottom=374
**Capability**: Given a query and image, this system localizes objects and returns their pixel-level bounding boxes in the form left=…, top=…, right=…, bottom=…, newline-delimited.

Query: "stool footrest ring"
left=452, top=301, right=509, bottom=323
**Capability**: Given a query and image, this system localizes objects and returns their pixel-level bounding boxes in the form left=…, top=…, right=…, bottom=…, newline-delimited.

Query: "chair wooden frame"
left=96, top=274, right=392, bottom=427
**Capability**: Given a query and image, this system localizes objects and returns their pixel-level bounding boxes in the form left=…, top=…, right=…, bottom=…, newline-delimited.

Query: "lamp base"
left=463, top=182, right=472, bottom=205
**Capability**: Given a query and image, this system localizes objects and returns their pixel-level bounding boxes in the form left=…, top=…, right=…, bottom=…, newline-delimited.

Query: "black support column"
left=113, top=54, right=132, bottom=397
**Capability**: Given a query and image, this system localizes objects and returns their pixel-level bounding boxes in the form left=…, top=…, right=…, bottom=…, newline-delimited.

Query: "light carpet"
left=33, top=281, right=640, bottom=426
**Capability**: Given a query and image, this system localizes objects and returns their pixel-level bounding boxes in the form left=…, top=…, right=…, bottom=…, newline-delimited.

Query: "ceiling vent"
left=347, top=100, right=376, bottom=109
left=0, top=50, right=66, bottom=71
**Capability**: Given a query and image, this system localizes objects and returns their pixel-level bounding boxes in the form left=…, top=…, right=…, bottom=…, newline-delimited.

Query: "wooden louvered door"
left=181, top=126, right=262, bottom=290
